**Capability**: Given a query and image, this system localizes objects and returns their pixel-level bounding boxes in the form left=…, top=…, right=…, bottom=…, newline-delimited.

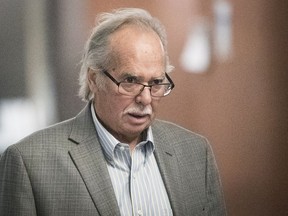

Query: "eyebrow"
left=118, top=72, right=138, bottom=80
left=119, top=71, right=165, bottom=81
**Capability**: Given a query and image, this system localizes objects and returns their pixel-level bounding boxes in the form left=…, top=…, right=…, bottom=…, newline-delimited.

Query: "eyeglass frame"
left=101, top=69, right=175, bottom=97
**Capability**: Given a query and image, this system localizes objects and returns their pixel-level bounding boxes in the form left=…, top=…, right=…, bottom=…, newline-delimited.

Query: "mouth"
left=127, top=112, right=150, bottom=124
left=128, top=113, right=149, bottom=119
left=125, top=106, right=152, bottom=124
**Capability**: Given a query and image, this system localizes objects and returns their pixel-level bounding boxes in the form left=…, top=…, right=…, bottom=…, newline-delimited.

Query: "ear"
left=87, top=68, right=97, bottom=91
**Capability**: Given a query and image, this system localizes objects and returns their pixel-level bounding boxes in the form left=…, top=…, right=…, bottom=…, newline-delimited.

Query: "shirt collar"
left=90, top=103, right=155, bottom=165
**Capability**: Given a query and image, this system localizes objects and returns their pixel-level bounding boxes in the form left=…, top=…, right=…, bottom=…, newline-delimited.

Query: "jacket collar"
left=152, top=121, right=186, bottom=216
left=68, top=102, right=185, bottom=215
left=68, top=102, right=121, bottom=215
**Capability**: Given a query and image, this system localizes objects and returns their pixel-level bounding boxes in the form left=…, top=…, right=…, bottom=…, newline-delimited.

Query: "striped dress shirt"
left=91, top=105, right=173, bottom=216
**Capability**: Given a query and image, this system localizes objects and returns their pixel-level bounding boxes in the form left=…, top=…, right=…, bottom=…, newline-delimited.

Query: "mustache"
left=124, top=105, right=152, bottom=116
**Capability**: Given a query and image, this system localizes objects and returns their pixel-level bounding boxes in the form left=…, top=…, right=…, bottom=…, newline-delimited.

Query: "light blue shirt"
left=91, top=104, right=172, bottom=216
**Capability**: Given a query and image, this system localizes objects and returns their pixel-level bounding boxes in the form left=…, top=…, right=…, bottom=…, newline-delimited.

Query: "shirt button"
left=119, top=146, right=125, bottom=151
left=132, top=174, right=136, bottom=179
left=137, top=209, right=143, bottom=216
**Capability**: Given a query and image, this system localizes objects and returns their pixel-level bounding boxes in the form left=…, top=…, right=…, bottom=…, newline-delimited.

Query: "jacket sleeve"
left=0, top=145, right=37, bottom=216
left=205, top=143, right=227, bottom=215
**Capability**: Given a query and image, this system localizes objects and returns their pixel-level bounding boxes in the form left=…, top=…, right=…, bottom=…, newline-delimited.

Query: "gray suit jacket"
left=0, top=103, right=226, bottom=216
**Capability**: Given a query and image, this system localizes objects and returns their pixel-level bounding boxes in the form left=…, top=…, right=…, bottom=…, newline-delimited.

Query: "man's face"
left=89, top=26, right=166, bottom=144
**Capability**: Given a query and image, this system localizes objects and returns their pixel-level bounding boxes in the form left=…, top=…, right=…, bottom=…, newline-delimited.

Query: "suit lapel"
left=67, top=104, right=187, bottom=215
left=152, top=124, right=187, bottom=216
left=68, top=104, right=120, bottom=216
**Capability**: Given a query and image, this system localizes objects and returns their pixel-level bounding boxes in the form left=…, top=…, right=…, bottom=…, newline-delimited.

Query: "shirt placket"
left=114, top=144, right=133, bottom=216
left=130, top=146, right=145, bottom=216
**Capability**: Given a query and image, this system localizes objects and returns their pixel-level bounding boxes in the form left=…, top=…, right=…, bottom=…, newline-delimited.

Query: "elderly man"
left=0, top=8, right=226, bottom=216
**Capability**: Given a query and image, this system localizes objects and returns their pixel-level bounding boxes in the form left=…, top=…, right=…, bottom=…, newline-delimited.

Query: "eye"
left=151, top=78, right=164, bottom=85
left=122, top=76, right=138, bottom=83
left=123, top=76, right=138, bottom=83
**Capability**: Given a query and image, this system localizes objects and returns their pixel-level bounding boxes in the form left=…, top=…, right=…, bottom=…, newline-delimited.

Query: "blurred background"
left=1, top=0, right=287, bottom=215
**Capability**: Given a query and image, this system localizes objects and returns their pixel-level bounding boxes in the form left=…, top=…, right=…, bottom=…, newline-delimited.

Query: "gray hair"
left=78, top=8, right=174, bottom=101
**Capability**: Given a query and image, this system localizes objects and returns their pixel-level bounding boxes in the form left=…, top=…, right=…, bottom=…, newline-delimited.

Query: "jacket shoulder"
left=152, top=119, right=210, bottom=152
left=153, top=119, right=207, bottom=141
left=8, top=117, right=76, bottom=152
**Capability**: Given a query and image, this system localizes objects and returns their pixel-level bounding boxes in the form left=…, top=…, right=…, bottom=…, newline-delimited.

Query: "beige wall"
left=62, top=0, right=288, bottom=215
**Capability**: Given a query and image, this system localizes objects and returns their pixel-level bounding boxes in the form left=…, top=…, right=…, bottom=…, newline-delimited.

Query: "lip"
left=127, top=113, right=150, bottom=124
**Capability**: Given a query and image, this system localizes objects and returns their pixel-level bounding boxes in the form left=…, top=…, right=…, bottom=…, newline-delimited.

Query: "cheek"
left=151, top=99, right=161, bottom=112
left=111, top=96, right=134, bottom=115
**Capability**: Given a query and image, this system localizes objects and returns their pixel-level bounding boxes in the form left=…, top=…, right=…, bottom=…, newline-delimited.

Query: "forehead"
left=109, top=26, right=166, bottom=77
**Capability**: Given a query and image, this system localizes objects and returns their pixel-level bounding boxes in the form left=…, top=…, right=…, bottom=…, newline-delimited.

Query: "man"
left=0, top=8, right=226, bottom=215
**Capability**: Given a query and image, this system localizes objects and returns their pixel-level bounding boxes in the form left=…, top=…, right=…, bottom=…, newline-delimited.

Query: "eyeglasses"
left=102, top=70, right=175, bottom=97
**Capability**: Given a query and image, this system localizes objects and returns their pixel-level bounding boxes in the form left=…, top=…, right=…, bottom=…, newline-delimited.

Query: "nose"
left=135, top=86, right=152, bottom=105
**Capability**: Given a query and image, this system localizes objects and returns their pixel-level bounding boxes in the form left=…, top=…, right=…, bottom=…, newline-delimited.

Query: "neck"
left=95, top=112, right=146, bottom=150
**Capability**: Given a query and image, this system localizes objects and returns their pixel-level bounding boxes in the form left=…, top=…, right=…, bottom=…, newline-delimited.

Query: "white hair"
left=78, top=8, right=174, bottom=101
